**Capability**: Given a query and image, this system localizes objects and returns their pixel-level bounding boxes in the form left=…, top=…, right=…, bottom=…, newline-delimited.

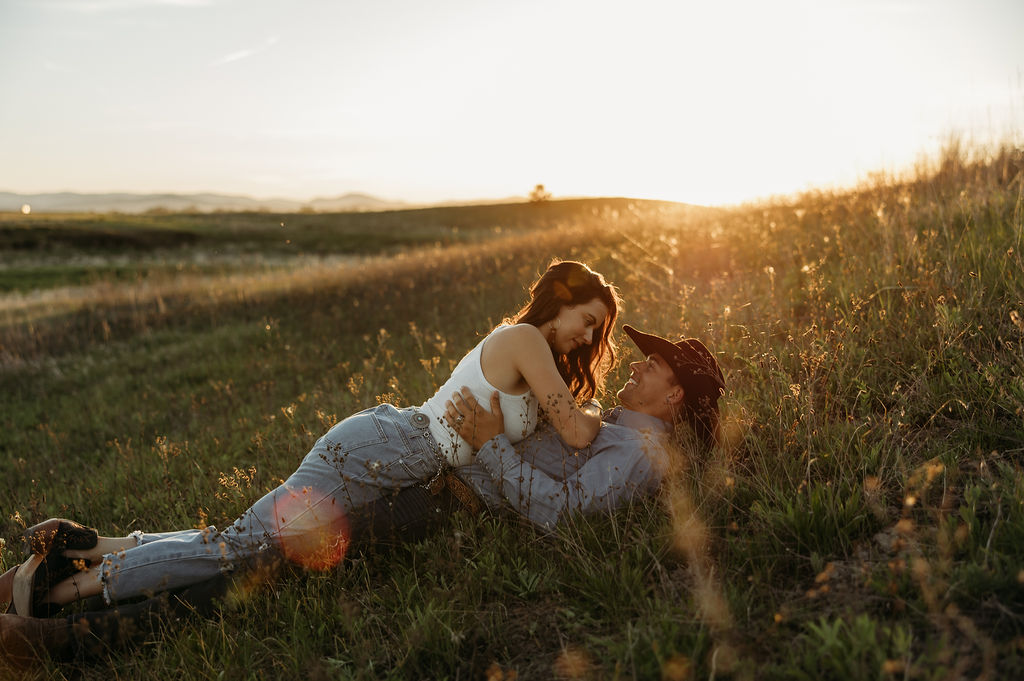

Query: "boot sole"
left=11, top=555, right=44, bottom=617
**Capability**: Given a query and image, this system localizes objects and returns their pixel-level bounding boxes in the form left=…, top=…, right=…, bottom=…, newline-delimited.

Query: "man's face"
left=616, top=353, right=680, bottom=415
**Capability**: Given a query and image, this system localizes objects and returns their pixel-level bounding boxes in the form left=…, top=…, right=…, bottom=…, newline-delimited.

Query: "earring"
left=548, top=318, right=560, bottom=342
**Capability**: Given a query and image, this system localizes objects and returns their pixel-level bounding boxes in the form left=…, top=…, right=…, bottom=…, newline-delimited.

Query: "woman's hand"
left=444, top=388, right=505, bottom=450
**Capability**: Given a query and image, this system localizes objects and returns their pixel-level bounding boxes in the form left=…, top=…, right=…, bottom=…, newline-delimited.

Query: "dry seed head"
left=882, top=659, right=905, bottom=674
left=814, top=562, right=836, bottom=583
left=709, top=643, right=739, bottom=675
left=486, top=661, right=518, bottom=681
left=955, top=524, right=971, bottom=545
left=695, top=579, right=732, bottom=630
left=1011, top=309, right=1023, bottom=332
left=661, top=654, right=690, bottom=681
left=553, top=646, right=593, bottom=680
left=673, top=514, right=707, bottom=556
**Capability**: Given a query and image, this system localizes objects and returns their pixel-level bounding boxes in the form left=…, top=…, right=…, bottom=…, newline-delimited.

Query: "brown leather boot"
left=0, top=612, right=71, bottom=667
left=0, top=566, right=15, bottom=611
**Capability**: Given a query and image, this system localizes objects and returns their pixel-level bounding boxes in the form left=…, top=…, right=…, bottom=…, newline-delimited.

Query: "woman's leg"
left=42, top=530, right=198, bottom=606
left=42, top=565, right=103, bottom=604
left=46, top=405, right=440, bottom=606
left=63, top=536, right=139, bottom=563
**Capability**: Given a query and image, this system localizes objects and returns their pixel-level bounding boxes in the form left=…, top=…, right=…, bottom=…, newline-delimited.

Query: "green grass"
left=1, top=144, right=1022, bottom=679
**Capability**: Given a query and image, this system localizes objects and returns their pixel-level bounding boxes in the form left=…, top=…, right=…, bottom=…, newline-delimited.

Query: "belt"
left=409, top=408, right=484, bottom=515
left=426, top=470, right=484, bottom=515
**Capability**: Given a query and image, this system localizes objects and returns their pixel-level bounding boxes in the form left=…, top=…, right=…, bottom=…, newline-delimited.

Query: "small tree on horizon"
left=529, top=183, right=552, bottom=203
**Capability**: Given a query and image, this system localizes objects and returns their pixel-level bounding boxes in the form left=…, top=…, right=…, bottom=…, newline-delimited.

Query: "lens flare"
left=272, top=486, right=350, bottom=570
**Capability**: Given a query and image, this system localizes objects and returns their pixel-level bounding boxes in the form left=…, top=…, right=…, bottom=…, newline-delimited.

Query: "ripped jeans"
left=99, top=404, right=442, bottom=603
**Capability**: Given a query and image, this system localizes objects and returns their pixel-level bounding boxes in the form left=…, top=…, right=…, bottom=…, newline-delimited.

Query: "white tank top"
left=419, top=325, right=539, bottom=466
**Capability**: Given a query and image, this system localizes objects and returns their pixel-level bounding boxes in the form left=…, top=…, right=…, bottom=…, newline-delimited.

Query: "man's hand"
left=444, top=387, right=504, bottom=450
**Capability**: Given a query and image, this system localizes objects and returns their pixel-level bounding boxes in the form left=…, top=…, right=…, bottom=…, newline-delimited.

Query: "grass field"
left=1, top=144, right=1022, bottom=680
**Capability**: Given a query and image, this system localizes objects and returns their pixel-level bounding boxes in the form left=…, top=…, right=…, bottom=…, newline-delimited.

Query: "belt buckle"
left=411, top=411, right=430, bottom=428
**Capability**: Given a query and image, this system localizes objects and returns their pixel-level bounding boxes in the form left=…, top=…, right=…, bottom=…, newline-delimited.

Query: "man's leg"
left=1, top=555, right=277, bottom=667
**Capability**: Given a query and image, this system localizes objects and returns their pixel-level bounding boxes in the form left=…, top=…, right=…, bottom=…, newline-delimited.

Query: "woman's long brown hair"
left=508, top=260, right=621, bottom=403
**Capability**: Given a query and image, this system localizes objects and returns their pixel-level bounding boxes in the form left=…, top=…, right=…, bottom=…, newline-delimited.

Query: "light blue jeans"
left=100, top=404, right=442, bottom=602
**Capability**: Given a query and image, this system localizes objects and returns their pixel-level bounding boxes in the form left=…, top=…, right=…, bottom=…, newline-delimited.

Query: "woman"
left=3, top=260, right=620, bottom=616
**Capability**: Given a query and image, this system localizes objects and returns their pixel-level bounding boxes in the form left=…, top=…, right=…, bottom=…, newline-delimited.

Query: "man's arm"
left=473, top=434, right=664, bottom=529
left=443, top=387, right=505, bottom=449
left=446, top=391, right=667, bottom=529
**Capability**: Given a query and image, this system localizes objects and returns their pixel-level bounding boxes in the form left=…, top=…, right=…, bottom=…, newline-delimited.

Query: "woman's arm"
left=489, top=325, right=601, bottom=449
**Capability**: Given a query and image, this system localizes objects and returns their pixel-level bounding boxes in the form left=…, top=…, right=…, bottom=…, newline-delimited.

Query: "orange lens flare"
left=272, top=486, right=350, bottom=570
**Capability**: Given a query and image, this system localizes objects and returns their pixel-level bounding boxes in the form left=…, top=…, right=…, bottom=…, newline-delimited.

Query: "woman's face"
left=550, top=297, right=611, bottom=355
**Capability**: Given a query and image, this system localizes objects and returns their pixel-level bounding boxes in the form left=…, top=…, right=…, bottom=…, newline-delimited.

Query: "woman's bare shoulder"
left=483, top=324, right=548, bottom=362
left=488, top=323, right=547, bottom=351
left=494, top=323, right=544, bottom=340
left=480, top=324, right=551, bottom=393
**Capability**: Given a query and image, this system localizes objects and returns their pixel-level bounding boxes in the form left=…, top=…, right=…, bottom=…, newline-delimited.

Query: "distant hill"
left=0, top=191, right=407, bottom=214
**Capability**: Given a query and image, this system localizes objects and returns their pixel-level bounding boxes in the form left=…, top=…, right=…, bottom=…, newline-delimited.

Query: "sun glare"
left=272, top=485, right=350, bottom=571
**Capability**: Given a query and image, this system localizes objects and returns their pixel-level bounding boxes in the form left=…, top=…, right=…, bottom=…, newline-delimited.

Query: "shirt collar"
left=603, top=406, right=672, bottom=434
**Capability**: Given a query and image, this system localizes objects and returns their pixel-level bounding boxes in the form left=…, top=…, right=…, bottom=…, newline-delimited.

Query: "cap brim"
left=623, top=324, right=682, bottom=363
left=623, top=324, right=725, bottom=392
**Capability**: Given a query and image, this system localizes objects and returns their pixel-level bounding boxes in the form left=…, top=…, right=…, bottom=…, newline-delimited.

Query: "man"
left=445, top=324, right=726, bottom=529
left=1, top=324, right=724, bottom=665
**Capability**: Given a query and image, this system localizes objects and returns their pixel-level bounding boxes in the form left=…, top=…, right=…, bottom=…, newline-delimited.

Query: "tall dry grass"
left=1, top=143, right=1021, bottom=679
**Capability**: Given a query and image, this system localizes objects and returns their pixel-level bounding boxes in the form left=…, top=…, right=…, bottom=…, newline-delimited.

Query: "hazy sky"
left=1, top=0, right=1021, bottom=205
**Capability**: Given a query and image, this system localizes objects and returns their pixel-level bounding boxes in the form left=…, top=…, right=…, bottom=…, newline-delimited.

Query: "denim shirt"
left=457, top=407, right=673, bottom=529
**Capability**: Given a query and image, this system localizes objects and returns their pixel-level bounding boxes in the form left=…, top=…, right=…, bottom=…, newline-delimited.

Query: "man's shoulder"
left=593, top=422, right=672, bottom=454
left=594, top=422, right=649, bottom=440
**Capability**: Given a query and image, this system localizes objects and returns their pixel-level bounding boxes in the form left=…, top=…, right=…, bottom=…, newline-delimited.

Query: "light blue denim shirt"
left=457, top=407, right=673, bottom=529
